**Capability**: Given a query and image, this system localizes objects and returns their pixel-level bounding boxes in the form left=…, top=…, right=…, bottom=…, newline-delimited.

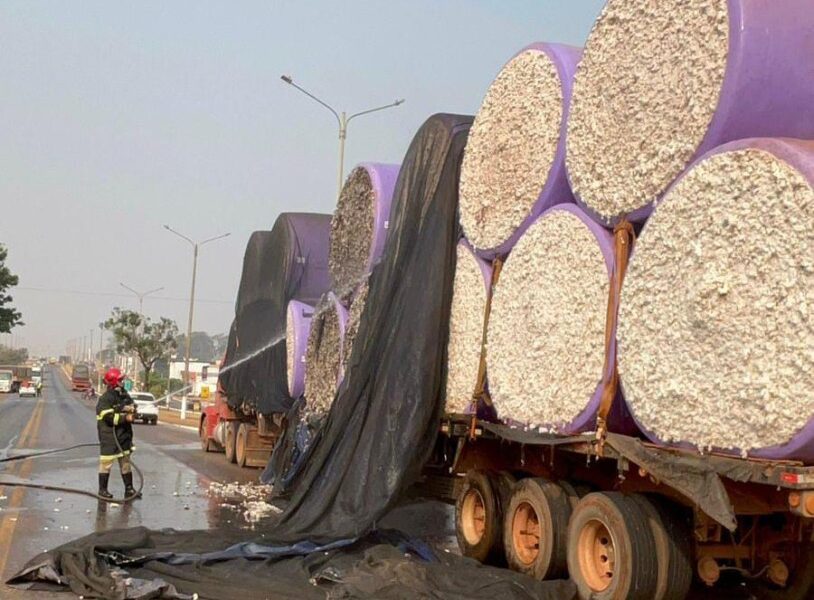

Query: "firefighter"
left=96, top=367, right=140, bottom=500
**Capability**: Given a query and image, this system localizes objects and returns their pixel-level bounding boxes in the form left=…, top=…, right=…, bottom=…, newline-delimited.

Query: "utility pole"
left=280, top=75, right=404, bottom=198
left=98, top=322, right=104, bottom=391
left=119, top=284, right=164, bottom=389
left=163, top=226, right=230, bottom=419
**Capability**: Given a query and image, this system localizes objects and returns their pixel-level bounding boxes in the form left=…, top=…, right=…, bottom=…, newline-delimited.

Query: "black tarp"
left=268, top=113, right=473, bottom=542
left=9, top=113, right=575, bottom=598
left=9, top=527, right=576, bottom=599
left=219, top=215, right=331, bottom=414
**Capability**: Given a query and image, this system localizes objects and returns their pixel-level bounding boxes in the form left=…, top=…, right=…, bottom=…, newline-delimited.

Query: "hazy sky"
left=0, top=0, right=605, bottom=356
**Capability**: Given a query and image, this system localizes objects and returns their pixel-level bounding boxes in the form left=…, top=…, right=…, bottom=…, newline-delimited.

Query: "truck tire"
left=235, top=422, right=249, bottom=468
left=630, top=495, right=692, bottom=600
left=200, top=416, right=214, bottom=452
left=224, top=421, right=238, bottom=464
left=567, top=492, right=659, bottom=600
left=504, top=478, right=571, bottom=580
left=455, top=470, right=502, bottom=563
left=747, top=544, right=814, bottom=600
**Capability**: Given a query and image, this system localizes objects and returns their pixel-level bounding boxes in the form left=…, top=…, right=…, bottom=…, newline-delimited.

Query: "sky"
left=0, top=0, right=606, bottom=357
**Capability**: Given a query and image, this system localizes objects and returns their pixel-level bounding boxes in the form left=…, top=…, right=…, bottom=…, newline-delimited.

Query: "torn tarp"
left=9, top=527, right=576, bottom=600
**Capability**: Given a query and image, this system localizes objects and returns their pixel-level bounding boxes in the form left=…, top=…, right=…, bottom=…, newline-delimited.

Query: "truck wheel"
left=224, top=421, right=238, bottom=464
left=747, top=544, right=814, bottom=600
left=235, top=422, right=249, bottom=468
left=630, top=495, right=692, bottom=600
left=455, top=470, right=502, bottom=563
left=200, top=416, right=214, bottom=452
left=567, top=492, right=658, bottom=600
left=504, top=478, right=571, bottom=580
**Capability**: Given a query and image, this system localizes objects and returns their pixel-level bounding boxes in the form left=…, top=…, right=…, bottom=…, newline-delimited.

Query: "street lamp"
left=120, top=283, right=164, bottom=387
left=280, top=74, right=404, bottom=197
left=164, top=225, right=230, bottom=419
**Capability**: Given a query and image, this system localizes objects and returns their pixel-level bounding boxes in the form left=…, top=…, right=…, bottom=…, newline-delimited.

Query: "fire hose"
left=0, top=428, right=144, bottom=503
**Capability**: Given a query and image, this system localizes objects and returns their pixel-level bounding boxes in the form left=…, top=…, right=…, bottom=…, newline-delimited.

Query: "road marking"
left=0, top=394, right=46, bottom=579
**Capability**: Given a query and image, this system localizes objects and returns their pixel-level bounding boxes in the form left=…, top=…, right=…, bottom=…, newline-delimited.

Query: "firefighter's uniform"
left=96, top=386, right=138, bottom=499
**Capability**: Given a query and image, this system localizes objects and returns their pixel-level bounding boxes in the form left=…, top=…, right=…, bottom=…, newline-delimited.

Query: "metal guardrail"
left=156, top=385, right=213, bottom=419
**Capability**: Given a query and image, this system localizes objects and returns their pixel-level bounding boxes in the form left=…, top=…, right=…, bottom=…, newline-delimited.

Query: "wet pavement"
left=0, top=366, right=458, bottom=599
left=0, top=366, right=269, bottom=597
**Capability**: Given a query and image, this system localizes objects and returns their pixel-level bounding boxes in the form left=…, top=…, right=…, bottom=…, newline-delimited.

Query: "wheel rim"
left=461, top=488, right=487, bottom=545
left=512, top=501, right=541, bottom=565
left=577, top=518, right=615, bottom=592
left=236, top=428, right=245, bottom=464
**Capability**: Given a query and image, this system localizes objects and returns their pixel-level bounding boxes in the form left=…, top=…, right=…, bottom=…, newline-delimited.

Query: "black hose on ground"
left=0, top=435, right=145, bottom=503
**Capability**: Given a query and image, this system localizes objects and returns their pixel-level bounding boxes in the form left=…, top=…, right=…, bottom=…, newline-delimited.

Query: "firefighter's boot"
left=122, top=472, right=141, bottom=500
left=98, top=473, right=113, bottom=499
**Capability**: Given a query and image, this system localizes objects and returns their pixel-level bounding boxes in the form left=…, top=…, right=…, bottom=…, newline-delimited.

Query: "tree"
left=0, top=345, right=28, bottom=364
left=105, top=308, right=179, bottom=389
left=0, top=245, right=22, bottom=333
left=175, top=331, right=215, bottom=362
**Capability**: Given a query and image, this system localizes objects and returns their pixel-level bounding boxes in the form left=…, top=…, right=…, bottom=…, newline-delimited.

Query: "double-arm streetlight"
left=119, top=283, right=164, bottom=386
left=164, top=226, right=230, bottom=418
left=280, top=75, right=404, bottom=197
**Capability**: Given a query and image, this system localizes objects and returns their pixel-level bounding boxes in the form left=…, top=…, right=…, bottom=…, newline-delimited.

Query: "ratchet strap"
left=596, top=220, right=635, bottom=452
left=470, top=257, right=503, bottom=440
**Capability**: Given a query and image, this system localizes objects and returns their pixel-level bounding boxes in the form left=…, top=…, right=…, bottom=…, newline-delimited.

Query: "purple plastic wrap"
left=361, top=162, right=401, bottom=274
left=624, top=137, right=814, bottom=461
left=474, top=43, right=582, bottom=259
left=570, top=0, right=814, bottom=226
left=286, top=300, right=314, bottom=399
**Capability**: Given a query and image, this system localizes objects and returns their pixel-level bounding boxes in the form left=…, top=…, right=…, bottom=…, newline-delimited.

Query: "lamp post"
left=280, top=75, right=404, bottom=197
left=98, top=322, right=104, bottom=392
left=119, top=283, right=164, bottom=388
left=163, top=226, right=230, bottom=419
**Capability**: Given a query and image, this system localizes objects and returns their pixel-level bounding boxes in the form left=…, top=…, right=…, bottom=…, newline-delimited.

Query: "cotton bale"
left=444, top=242, right=492, bottom=414
left=488, top=204, right=628, bottom=434
left=459, top=43, right=581, bottom=258
left=340, top=278, right=369, bottom=379
left=329, top=163, right=401, bottom=299
left=285, top=300, right=314, bottom=399
left=566, top=0, right=814, bottom=226
left=304, top=293, right=348, bottom=418
left=618, top=138, right=814, bottom=460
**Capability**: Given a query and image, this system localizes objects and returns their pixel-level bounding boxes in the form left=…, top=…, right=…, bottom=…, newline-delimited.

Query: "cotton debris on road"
left=566, top=0, right=729, bottom=223
left=618, top=146, right=814, bottom=455
left=487, top=209, right=609, bottom=429
left=459, top=48, right=564, bottom=252
left=329, top=167, right=377, bottom=299
left=444, top=244, right=490, bottom=413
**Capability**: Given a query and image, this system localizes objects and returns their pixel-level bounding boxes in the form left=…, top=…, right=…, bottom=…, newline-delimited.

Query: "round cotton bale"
left=304, top=293, right=348, bottom=418
left=618, top=138, right=814, bottom=460
left=487, top=205, right=623, bottom=434
left=329, top=163, right=401, bottom=298
left=566, top=0, right=814, bottom=226
left=459, top=43, right=581, bottom=258
left=444, top=242, right=492, bottom=414
left=286, top=300, right=314, bottom=399
left=341, top=278, right=369, bottom=379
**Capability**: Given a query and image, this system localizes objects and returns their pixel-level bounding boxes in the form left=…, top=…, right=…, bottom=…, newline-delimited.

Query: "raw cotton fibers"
left=487, top=206, right=610, bottom=430
left=304, top=295, right=346, bottom=418
left=567, top=0, right=729, bottom=223
left=330, top=167, right=376, bottom=298
left=444, top=243, right=491, bottom=413
left=459, top=46, right=570, bottom=254
left=618, top=141, right=814, bottom=457
left=341, top=279, right=369, bottom=376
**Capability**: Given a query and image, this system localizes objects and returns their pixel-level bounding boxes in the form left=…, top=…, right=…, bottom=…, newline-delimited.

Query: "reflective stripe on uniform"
left=97, top=408, right=114, bottom=421
left=113, top=413, right=121, bottom=425
left=99, top=447, right=134, bottom=460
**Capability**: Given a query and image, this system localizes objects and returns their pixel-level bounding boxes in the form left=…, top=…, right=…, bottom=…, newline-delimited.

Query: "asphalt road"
left=0, top=365, right=260, bottom=597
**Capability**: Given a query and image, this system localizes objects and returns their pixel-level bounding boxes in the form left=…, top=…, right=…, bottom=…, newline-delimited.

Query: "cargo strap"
left=469, top=257, right=503, bottom=440
left=595, top=220, right=635, bottom=453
